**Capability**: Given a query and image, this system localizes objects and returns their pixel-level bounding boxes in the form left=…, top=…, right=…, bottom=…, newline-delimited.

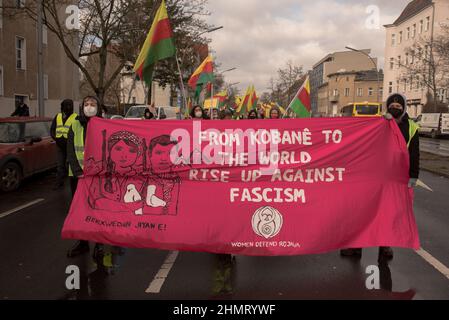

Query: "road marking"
left=415, top=248, right=449, bottom=280
left=0, top=199, right=45, bottom=219
left=145, top=251, right=179, bottom=294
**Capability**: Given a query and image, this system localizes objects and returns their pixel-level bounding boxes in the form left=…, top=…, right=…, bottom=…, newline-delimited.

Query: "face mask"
left=248, top=116, right=257, bottom=119
left=195, top=111, right=203, bottom=118
left=388, top=108, right=403, bottom=119
left=84, top=106, right=98, bottom=118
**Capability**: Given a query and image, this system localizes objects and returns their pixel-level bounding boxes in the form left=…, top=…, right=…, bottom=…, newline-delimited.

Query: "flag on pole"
left=249, top=85, right=258, bottom=112
left=235, top=86, right=252, bottom=117
left=133, top=0, right=176, bottom=85
left=188, top=55, right=214, bottom=100
left=286, top=76, right=311, bottom=118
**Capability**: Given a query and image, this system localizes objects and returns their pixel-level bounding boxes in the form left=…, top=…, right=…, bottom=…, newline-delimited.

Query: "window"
left=379, top=87, right=383, bottom=97
left=43, top=25, right=48, bottom=45
left=410, top=76, right=413, bottom=91
left=391, top=34, right=396, bottom=46
left=333, top=89, right=339, bottom=96
left=410, top=51, right=415, bottom=64
left=389, top=82, right=393, bottom=94
left=405, top=53, right=409, bottom=65
left=0, top=66, right=3, bottom=96
left=43, top=74, right=48, bottom=99
left=368, top=88, right=373, bottom=96
left=390, top=58, right=394, bottom=70
left=16, top=36, right=26, bottom=70
left=406, top=27, right=410, bottom=40
left=24, top=122, right=50, bottom=139
left=16, top=0, right=25, bottom=8
left=397, top=55, right=401, bottom=67
left=399, top=31, right=403, bottom=44
left=0, top=0, right=3, bottom=29
left=404, top=79, right=407, bottom=92
left=420, top=20, right=423, bottom=33
left=357, top=88, right=363, bottom=97
left=345, top=88, right=350, bottom=97
left=426, top=17, right=430, bottom=31
left=412, top=24, right=416, bottom=38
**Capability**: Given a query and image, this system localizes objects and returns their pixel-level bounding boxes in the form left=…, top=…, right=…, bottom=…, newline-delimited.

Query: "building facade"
left=383, top=0, right=449, bottom=118
left=0, top=1, right=80, bottom=117
left=310, top=49, right=378, bottom=116
left=317, top=70, right=384, bottom=116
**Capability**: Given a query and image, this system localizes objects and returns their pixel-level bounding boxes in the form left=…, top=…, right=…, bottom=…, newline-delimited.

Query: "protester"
left=50, top=99, right=77, bottom=189
left=10, top=102, right=30, bottom=117
left=66, top=96, right=104, bottom=259
left=341, top=93, right=420, bottom=261
left=144, top=108, right=154, bottom=120
left=248, top=109, right=258, bottom=120
left=190, top=105, right=207, bottom=119
left=210, top=108, right=220, bottom=120
left=269, top=106, right=281, bottom=119
left=220, top=109, right=233, bottom=120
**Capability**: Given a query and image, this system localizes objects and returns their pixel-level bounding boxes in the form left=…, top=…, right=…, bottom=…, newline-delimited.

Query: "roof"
left=388, top=0, right=433, bottom=27
left=326, top=69, right=384, bottom=82
left=0, top=117, right=52, bottom=123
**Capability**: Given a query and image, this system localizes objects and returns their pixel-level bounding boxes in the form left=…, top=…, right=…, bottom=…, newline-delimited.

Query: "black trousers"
left=56, top=146, right=68, bottom=185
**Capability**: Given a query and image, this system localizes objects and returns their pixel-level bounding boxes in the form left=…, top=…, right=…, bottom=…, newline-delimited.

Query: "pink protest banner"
left=61, top=117, right=420, bottom=255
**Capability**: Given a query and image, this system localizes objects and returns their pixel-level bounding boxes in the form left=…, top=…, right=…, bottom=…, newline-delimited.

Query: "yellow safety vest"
left=56, top=113, right=78, bottom=139
left=68, top=120, right=85, bottom=177
left=407, top=119, right=419, bottom=148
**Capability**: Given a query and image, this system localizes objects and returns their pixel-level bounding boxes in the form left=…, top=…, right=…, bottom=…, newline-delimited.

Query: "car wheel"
left=0, top=162, right=22, bottom=192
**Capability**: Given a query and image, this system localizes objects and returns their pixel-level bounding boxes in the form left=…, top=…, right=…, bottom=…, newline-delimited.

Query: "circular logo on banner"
left=252, top=206, right=283, bottom=239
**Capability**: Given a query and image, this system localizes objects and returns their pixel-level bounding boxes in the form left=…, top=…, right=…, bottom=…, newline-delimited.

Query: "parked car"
left=417, top=113, right=449, bottom=139
left=124, top=105, right=180, bottom=120
left=0, top=117, right=57, bottom=192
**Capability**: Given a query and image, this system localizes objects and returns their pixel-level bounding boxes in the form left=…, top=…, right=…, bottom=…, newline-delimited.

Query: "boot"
left=67, top=240, right=89, bottom=257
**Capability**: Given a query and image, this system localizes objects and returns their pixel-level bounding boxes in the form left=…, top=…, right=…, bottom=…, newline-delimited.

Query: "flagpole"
left=283, top=76, right=308, bottom=119
left=175, top=53, right=188, bottom=119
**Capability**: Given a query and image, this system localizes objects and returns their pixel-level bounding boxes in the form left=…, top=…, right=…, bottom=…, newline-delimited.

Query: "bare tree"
left=400, top=23, right=449, bottom=111
left=3, top=0, right=213, bottom=105
left=265, top=61, right=304, bottom=107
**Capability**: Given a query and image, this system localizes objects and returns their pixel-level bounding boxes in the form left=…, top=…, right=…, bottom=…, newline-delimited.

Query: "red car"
left=0, top=117, right=57, bottom=192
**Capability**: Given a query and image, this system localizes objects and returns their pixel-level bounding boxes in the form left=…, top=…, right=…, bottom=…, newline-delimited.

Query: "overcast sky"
left=205, top=0, right=411, bottom=93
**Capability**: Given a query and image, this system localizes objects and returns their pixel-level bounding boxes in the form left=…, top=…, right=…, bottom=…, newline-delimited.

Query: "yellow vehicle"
left=341, top=102, right=382, bottom=117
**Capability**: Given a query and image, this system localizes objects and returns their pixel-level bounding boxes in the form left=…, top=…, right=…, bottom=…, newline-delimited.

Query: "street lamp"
left=198, top=26, right=224, bottom=37
left=345, top=46, right=381, bottom=103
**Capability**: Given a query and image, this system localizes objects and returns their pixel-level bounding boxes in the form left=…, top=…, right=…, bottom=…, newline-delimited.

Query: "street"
left=1, top=169, right=448, bottom=300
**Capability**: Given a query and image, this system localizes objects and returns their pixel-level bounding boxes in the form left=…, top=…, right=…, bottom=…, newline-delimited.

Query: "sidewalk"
left=421, top=152, right=449, bottom=179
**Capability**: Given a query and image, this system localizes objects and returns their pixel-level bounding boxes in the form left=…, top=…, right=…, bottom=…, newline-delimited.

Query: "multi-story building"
left=0, top=1, right=80, bottom=117
left=310, top=50, right=378, bottom=116
left=383, top=0, right=449, bottom=117
left=317, top=70, right=384, bottom=116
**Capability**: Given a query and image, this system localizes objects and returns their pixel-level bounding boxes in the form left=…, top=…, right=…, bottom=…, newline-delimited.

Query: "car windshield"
left=356, top=105, right=379, bottom=115
left=0, top=123, right=21, bottom=143
left=126, top=107, right=146, bottom=118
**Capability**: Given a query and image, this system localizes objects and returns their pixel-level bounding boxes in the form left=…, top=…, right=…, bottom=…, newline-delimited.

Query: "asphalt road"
left=0, top=170, right=448, bottom=300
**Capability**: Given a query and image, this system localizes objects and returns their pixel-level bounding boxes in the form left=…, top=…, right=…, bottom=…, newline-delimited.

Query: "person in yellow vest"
left=341, top=93, right=420, bottom=261
left=66, top=96, right=103, bottom=258
left=50, top=99, right=77, bottom=189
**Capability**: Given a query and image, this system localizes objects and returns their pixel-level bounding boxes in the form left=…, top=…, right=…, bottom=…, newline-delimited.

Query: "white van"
left=417, top=113, right=449, bottom=138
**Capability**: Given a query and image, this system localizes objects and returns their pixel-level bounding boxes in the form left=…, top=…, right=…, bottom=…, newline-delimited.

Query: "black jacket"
left=50, top=113, right=72, bottom=149
left=67, top=116, right=88, bottom=178
left=397, top=113, right=420, bottom=179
